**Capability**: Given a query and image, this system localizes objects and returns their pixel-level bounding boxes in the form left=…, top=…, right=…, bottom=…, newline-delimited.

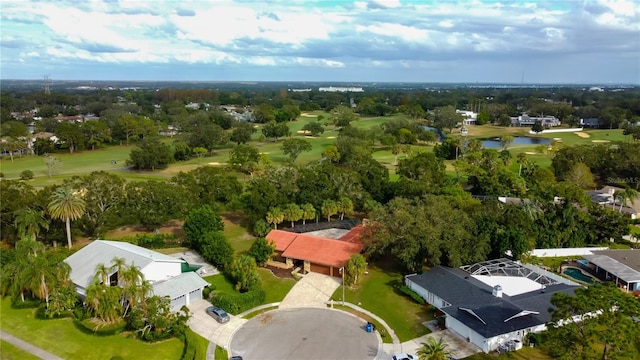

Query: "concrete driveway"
left=279, top=272, right=341, bottom=309
left=187, top=299, right=247, bottom=350
left=399, top=329, right=481, bottom=359
left=230, top=308, right=380, bottom=360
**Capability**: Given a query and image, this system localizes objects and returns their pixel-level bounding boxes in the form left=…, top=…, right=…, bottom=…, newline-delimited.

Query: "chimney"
left=492, top=285, right=503, bottom=298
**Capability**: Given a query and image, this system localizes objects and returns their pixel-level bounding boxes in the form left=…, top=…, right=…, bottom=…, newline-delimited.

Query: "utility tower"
left=43, top=74, right=51, bottom=95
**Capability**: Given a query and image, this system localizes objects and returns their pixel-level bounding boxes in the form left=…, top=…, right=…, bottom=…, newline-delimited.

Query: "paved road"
left=230, top=308, right=379, bottom=360
left=0, top=330, right=65, bottom=360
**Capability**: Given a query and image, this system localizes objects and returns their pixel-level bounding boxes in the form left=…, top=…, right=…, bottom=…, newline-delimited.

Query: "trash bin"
left=366, top=322, right=373, bottom=333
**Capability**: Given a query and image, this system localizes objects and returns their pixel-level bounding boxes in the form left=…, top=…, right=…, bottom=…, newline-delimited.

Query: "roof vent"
left=492, top=285, right=503, bottom=298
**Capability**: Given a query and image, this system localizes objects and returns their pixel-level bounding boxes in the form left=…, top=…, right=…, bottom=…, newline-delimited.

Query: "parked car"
left=206, top=306, right=230, bottom=323
left=229, top=356, right=243, bottom=360
left=392, top=354, right=416, bottom=360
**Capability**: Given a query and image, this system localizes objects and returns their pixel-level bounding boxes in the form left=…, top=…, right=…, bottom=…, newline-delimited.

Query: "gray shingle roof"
left=406, top=265, right=580, bottom=338
left=64, top=240, right=184, bottom=290
left=584, top=250, right=640, bottom=283
left=153, top=272, right=209, bottom=300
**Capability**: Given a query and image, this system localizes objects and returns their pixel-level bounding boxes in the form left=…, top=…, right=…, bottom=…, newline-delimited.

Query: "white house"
left=457, top=110, right=477, bottom=126
left=64, top=240, right=209, bottom=309
left=405, top=259, right=580, bottom=353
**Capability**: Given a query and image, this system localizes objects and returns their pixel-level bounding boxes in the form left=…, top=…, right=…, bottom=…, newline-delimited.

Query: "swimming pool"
left=563, top=268, right=596, bottom=284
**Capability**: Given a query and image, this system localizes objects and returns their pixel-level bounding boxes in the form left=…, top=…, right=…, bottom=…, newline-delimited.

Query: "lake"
left=481, top=136, right=551, bottom=149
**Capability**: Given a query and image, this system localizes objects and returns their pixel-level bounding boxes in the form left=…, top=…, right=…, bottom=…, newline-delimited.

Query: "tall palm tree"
left=620, top=187, right=639, bottom=212
left=266, top=207, right=284, bottom=229
left=110, top=257, right=127, bottom=286
left=301, top=203, right=316, bottom=225
left=48, top=187, right=86, bottom=249
left=417, top=337, right=452, bottom=360
left=14, top=209, right=49, bottom=241
left=94, top=263, right=111, bottom=285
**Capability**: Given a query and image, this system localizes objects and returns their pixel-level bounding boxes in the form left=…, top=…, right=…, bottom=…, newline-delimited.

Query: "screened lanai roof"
left=583, top=254, right=640, bottom=283
left=461, top=258, right=558, bottom=286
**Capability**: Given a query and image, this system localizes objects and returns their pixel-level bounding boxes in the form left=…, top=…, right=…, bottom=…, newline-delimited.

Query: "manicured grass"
left=463, top=347, right=552, bottom=360
left=221, top=213, right=255, bottom=255
left=0, top=298, right=183, bottom=360
left=184, top=328, right=209, bottom=360
left=204, top=269, right=295, bottom=305
left=214, top=345, right=228, bottom=360
left=333, top=305, right=393, bottom=343
left=0, top=340, right=40, bottom=360
left=258, top=268, right=296, bottom=303
left=332, top=264, right=432, bottom=342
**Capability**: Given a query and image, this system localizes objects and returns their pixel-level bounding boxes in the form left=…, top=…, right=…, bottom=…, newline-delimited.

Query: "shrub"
left=20, top=169, right=34, bottom=180
left=248, top=237, right=275, bottom=266
left=252, top=219, right=271, bottom=237
left=76, top=318, right=127, bottom=336
left=210, top=287, right=266, bottom=314
left=117, top=233, right=180, bottom=249
left=11, top=298, right=41, bottom=309
left=398, top=285, right=426, bottom=305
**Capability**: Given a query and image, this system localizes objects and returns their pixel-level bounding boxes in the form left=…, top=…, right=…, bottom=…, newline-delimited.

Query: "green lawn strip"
left=214, top=345, right=228, bottom=360
left=462, top=346, right=552, bottom=360
left=332, top=305, right=393, bottom=343
left=203, top=274, right=236, bottom=293
left=258, top=268, right=296, bottom=303
left=332, top=265, right=432, bottom=342
left=184, top=328, right=209, bottom=360
left=0, top=298, right=183, bottom=360
left=0, top=340, right=41, bottom=360
left=242, top=306, right=278, bottom=319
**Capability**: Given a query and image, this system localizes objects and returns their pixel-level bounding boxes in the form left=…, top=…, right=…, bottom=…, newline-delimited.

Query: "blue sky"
left=1, top=0, right=639, bottom=84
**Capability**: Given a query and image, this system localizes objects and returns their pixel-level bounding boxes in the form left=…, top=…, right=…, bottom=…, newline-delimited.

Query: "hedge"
left=114, top=233, right=181, bottom=249
left=210, top=287, right=266, bottom=315
left=75, top=318, right=127, bottom=336
left=398, top=285, right=426, bottom=305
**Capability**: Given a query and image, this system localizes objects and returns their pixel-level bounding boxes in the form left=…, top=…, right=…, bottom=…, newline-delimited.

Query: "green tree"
left=229, top=144, right=260, bottom=175
left=183, top=205, right=224, bottom=251
left=116, top=114, right=140, bottom=145
left=321, top=200, right=339, bottom=222
left=248, top=237, right=275, bottom=266
left=48, top=186, right=86, bottom=249
left=330, top=105, right=359, bottom=127
left=55, top=122, right=84, bottom=153
left=282, top=203, right=303, bottom=227
left=416, top=337, right=451, bottom=360
left=321, top=145, right=341, bottom=163
left=336, top=197, right=353, bottom=221
left=564, top=162, right=595, bottom=189
left=531, top=120, right=544, bottom=133
left=345, top=254, right=367, bottom=286
left=82, top=120, right=111, bottom=150
left=546, top=282, right=640, bottom=360
left=301, top=203, right=316, bottom=225
left=14, top=209, right=49, bottom=241
left=302, top=122, right=325, bottom=136
left=200, top=231, right=234, bottom=271
left=230, top=121, right=256, bottom=144
left=266, top=207, right=284, bottom=229
left=127, top=138, right=173, bottom=170
left=433, top=105, right=462, bottom=133
left=281, top=138, right=312, bottom=162
left=188, top=124, right=229, bottom=153
left=227, top=255, right=261, bottom=292
left=499, top=135, right=514, bottom=150
left=44, top=155, right=60, bottom=180
left=262, top=121, right=290, bottom=142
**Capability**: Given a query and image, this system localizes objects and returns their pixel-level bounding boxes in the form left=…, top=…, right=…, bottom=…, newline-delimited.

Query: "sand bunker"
left=296, top=130, right=311, bottom=134
left=525, top=152, right=537, bottom=155
left=259, top=152, right=270, bottom=154
left=208, top=162, right=226, bottom=166
left=300, top=113, right=316, bottom=117
left=326, top=136, right=336, bottom=139
left=591, top=140, right=610, bottom=143
left=575, top=132, right=590, bottom=138
left=305, top=136, right=317, bottom=139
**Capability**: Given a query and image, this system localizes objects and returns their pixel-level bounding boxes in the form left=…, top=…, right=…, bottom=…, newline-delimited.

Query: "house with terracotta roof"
left=265, top=225, right=364, bottom=277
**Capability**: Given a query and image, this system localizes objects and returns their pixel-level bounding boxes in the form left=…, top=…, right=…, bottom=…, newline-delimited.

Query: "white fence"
left=528, top=247, right=608, bottom=258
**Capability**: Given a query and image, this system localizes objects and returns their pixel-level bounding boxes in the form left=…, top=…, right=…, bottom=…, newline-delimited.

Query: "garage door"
left=310, top=263, right=332, bottom=276
left=189, top=288, right=203, bottom=302
left=171, top=294, right=187, bottom=309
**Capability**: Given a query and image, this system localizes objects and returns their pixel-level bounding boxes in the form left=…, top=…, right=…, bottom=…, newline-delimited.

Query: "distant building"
left=318, top=86, right=364, bottom=92
left=587, top=186, right=640, bottom=219
left=511, top=113, right=561, bottom=127
left=289, top=88, right=312, bottom=92
left=580, top=118, right=602, bottom=128
left=457, top=110, right=477, bottom=126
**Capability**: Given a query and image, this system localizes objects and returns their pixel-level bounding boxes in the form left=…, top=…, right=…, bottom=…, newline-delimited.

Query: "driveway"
left=230, top=308, right=380, bottom=360
left=279, top=272, right=341, bottom=309
left=399, top=329, right=481, bottom=359
left=187, top=299, right=247, bottom=350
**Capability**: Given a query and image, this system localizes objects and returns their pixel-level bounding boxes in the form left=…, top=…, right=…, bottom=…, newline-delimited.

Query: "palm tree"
left=620, top=187, right=639, bottom=212
left=47, top=186, right=86, bottom=249
left=337, top=197, right=354, bottom=221
left=14, top=209, right=49, bottom=241
left=94, top=263, right=111, bottom=285
left=110, top=257, right=127, bottom=286
left=266, top=207, right=284, bottom=229
left=321, top=200, right=339, bottom=222
left=301, top=203, right=316, bottom=225
left=417, top=337, right=452, bottom=360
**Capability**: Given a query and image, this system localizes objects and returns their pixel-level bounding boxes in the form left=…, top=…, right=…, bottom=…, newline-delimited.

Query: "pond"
left=481, top=136, right=551, bottom=149
left=563, top=267, right=597, bottom=284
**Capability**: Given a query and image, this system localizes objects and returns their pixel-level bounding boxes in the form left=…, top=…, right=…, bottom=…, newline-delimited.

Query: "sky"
left=1, top=0, right=639, bottom=84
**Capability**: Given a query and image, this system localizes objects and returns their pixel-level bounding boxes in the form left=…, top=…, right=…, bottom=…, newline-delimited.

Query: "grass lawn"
left=0, top=298, right=183, bottom=360
left=204, top=268, right=295, bottom=305
left=463, top=347, right=552, bottom=360
left=214, top=345, right=228, bottom=360
left=333, top=305, right=393, bottom=343
left=332, top=263, right=431, bottom=342
left=221, top=212, right=255, bottom=254
left=0, top=340, right=40, bottom=360
left=258, top=268, right=296, bottom=303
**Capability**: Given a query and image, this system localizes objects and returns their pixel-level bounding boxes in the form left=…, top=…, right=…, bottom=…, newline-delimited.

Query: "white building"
left=64, top=240, right=209, bottom=310
left=457, top=110, right=478, bottom=126
left=405, top=259, right=580, bottom=353
left=318, top=86, right=364, bottom=92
